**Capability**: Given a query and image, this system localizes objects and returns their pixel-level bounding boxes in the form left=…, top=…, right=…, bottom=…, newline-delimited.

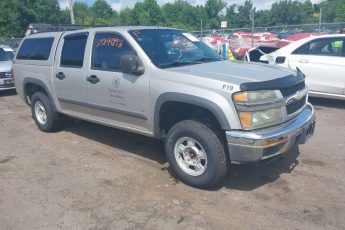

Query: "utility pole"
left=201, top=19, right=203, bottom=38
left=69, top=0, right=75, bottom=25
left=250, top=9, right=255, bottom=48
left=318, top=8, right=322, bottom=34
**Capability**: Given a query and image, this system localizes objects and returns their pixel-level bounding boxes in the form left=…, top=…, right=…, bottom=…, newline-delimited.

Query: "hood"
left=0, top=61, right=12, bottom=72
left=166, top=60, right=295, bottom=86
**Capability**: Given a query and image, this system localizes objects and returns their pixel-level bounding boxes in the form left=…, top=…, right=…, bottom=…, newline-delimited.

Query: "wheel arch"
left=23, top=78, right=58, bottom=111
left=154, top=92, right=231, bottom=138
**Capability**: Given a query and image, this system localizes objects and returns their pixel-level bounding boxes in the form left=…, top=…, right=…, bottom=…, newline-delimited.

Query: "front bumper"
left=0, top=78, right=15, bottom=91
left=226, top=103, right=315, bottom=163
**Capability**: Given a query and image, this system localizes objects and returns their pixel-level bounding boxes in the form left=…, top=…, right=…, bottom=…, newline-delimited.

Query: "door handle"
left=86, top=75, right=100, bottom=84
left=299, top=59, right=309, bottom=63
left=56, top=72, right=66, bottom=80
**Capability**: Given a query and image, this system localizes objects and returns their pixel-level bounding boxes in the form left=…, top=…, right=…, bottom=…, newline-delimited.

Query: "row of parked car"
left=246, top=34, right=345, bottom=100
left=201, top=31, right=345, bottom=100
left=0, top=45, right=15, bottom=91
left=2, top=31, right=344, bottom=100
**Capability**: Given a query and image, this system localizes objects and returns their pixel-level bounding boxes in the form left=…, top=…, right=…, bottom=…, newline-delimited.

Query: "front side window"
left=17, top=37, right=54, bottom=60
left=129, top=29, right=222, bottom=68
left=293, top=43, right=309, bottom=55
left=91, top=33, right=135, bottom=71
left=60, top=33, right=88, bottom=67
left=293, top=38, right=345, bottom=57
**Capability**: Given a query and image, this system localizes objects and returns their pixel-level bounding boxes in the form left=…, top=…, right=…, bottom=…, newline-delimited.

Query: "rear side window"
left=60, top=33, right=88, bottom=67
left=17, top=37, right=54, bottom=60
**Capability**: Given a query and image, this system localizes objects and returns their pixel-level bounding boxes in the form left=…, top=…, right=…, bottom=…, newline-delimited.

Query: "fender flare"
left=154, top=92, right=231, bottom=138
left=23, top=77, right=58, bottom=111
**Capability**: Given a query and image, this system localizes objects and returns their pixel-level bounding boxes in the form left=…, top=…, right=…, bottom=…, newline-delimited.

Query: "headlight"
left=233, top=90, right=279, bottom=104
left=238, top=107, right=283, bottom=130
left=233, top=90, right=283, bottom=130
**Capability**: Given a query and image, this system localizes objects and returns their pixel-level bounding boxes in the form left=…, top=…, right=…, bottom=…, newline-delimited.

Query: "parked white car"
left=264, top=34, right=345, bottom=100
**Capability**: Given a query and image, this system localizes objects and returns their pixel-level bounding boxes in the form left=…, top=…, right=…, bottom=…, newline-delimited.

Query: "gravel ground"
left=1, top=90, right=345, bottom=230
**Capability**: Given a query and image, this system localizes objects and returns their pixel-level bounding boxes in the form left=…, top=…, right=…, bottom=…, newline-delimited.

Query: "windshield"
left=0, top=48, right=11, bottom=61
left=129, top=29, right=222, bottom=68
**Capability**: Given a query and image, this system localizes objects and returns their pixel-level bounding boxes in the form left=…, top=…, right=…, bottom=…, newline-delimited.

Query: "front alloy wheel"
left=165, top=120, right=228, bottom=188
left=174, top=137, right=208, bottom=176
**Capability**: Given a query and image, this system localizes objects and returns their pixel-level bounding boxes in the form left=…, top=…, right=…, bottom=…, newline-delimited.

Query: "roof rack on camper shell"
left=25, top=23, right=83, bottom=36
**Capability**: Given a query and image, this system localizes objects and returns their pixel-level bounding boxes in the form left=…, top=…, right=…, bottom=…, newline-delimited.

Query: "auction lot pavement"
left=1, top=90, right=345, bottom=230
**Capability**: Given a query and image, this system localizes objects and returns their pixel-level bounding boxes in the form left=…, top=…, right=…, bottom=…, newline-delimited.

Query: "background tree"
left=319, top=0, right=345, bottom=23
left=74, top=2, right=93, bottom=25
left=119, top=8, right=132, bottom=26
left=0, top=0, right=63, bottom=37
left=162, top=0, right=206, bottom=31
left=0, top=0, right=345, bottom=38
left=131, top=0, right=163, bottom=26
left=90, top=0, right=117, bottom=25
left=236, top=0, right=254, bottom=27
left=205, top=0, right=226, bottom=29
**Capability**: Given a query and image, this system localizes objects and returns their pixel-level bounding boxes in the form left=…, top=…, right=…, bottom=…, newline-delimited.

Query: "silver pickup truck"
left=13, top=27, right=315, bottom=188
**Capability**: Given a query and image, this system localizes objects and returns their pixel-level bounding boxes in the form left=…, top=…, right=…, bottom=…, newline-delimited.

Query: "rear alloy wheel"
left=31, top=92, right=60, bottom=132
left=165, top=120, right=228, bottom=188
left=34, top=101, right=48, bottom=125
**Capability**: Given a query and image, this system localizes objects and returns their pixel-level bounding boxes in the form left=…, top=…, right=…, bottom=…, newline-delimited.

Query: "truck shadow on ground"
left=222, top=148, right=300, bottom=191
left=309, top=97, right=345, bottom=109
left=63, top=119, right=167, bottom=165
left=63, top=118, right=300, bottom=191
left=0, top=89, right=17, bottom=97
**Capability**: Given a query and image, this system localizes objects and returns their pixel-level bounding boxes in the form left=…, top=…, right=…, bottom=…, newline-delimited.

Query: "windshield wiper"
left=159, top=60, right=202, bottom=68
left=159, top=56, right=223, bottom=69
left=192, top=57, right=223, bottom=63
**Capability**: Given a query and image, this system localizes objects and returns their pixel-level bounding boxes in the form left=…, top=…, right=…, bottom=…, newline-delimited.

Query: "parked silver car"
left=0, top=45, right=15, bottom=91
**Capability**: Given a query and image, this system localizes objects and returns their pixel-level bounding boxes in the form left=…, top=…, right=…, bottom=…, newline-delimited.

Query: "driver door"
left=84, top=31, right=151, bottom=133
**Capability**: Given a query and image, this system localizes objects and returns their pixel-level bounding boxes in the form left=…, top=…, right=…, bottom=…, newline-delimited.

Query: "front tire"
left=165, top=120, right=228, bottom=188
left=31, top=92, right=60, bottom=132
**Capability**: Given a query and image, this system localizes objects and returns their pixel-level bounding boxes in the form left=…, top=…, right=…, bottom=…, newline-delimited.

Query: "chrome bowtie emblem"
left=295, top=90, right=305, bottom=101
left=286, top=90, right=306, bottom=105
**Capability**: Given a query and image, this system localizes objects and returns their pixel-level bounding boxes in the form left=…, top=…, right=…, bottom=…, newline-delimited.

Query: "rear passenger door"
left=53, top=32, right=89, bottom=115
left=85, top=32, right=150, bottom=133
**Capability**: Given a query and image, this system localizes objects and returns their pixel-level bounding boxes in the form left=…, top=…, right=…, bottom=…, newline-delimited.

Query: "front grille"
left=280, top=81, right=306, bottom=97
left=0, top=72, right=11, bottom=79
left=286, top=96, right=307, bottom=114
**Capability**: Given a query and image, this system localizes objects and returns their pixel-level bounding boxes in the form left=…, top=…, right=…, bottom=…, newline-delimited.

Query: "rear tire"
left=165, top=120, right=228, bottom=188
left=31, top=92, right=60, bottom=132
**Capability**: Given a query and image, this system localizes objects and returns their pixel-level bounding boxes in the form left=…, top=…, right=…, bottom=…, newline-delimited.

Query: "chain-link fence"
left=1, top=22, right=344, bottom=53
left=191, top=22, right=345, bottom=38
left=0, top=38, right=22, bottom=50
left=190, top=22, right=345, bottom=59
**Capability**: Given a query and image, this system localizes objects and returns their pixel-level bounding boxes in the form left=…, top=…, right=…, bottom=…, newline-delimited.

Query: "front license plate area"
left=4, top=79, right=13, bottom=85
left=305, top=121, right=316, bottom=141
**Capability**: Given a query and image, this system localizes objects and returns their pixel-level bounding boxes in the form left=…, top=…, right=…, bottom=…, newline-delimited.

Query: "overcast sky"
left=59, top=0, right=321, bottom=12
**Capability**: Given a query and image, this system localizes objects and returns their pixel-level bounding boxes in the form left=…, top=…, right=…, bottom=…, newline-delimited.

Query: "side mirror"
left=120, top=55, right=144, bottom=76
